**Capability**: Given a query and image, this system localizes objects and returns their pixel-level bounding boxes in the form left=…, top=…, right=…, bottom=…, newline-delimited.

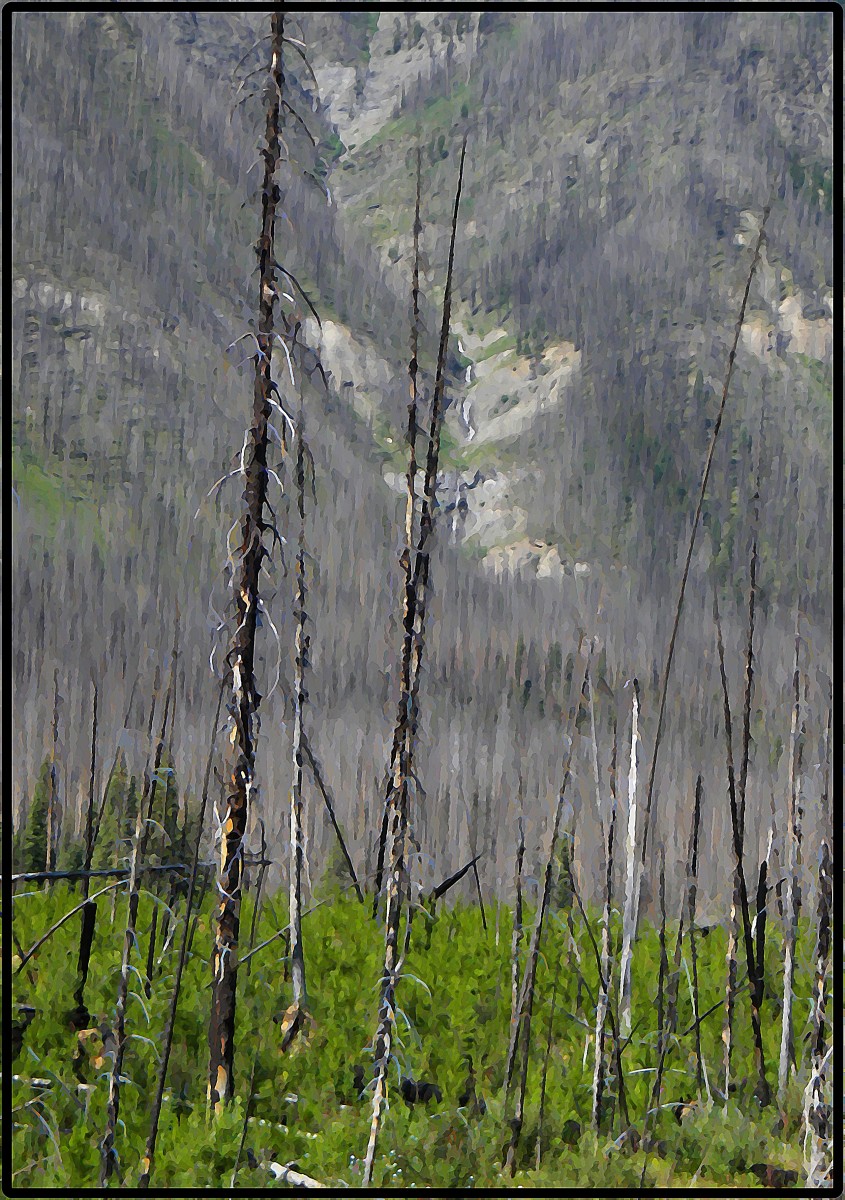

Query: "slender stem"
left=638, top=209, right=770, bottom=879
left=778, top=612, right=803, bottom=1106
left=363, top=139, right=467, bottom=1188
left=592, top=715, right=617, bottom=1132
left=714, top=584, right=769, bottom=1105
left=618, top=678, right=639, bottom=1039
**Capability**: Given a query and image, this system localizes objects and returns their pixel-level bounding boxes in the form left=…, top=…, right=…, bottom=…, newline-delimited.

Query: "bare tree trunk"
left=635, top=209, right=769, bottom=959
left=802, top=837, right=831, bottom=1186
left=372, top=148, right=424, bottom=918
left=46, top=669, right=61, bottom=878
left=655, top=848, right=668, bottom=1072
left=284, top=410, right=309, bottom=1034
left=618, top=678, right=639, bottom=1039
left=510, top=810, right=525, bottom=1030
left=362, top=140, right=466, bottom=1187
left=70, top=682, right=98, bottom=1030
left=687, top=776, right=704, bottom=1100
left=714, top=585, right=769, bottom=1105
left=778, top=614, right=803, bottom=1107
left=592, top=715, right=617, bottom=1132
left=723, top=877, right=739, bottom=1098
left=208, top=11, right=288, bottom=1111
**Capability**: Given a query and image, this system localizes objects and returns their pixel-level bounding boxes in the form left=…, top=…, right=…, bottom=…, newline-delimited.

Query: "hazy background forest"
left=11, top=8, right=833, bottom=921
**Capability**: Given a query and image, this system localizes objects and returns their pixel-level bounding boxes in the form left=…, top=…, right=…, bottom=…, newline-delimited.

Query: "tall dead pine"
left=362, top=141, right=467, bottom=1187
left=778, top=612, right=804, bottom=1106
left=372, top=148, right=424, bottom=918
left=633, top=208, right=770, bottom=984
left=68, top=683, right=98, bottom=1031
left=802, top=699, right=831, bottom=1185
left=46, top=669, right=61, bottom=878
left=592, top=705, right=617, bottom=1131
left=713, top=585, right=769, bottom=1106
left=208, top=12, right=291, bottom=1110
left=281, top=406, right=309, bottom=1046
left=618, top=677, right=640, bottom=1039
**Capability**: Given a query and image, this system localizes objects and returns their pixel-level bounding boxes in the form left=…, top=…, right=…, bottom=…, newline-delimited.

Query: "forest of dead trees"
left=9, top=8, right=835, bottom=1192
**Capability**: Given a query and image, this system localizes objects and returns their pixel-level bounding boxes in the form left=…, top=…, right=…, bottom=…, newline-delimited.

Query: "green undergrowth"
left=10, top=881, right=818, bottom=1189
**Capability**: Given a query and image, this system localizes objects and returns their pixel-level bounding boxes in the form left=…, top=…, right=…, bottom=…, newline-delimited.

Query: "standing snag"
left=618, top=677, right=639, bottom=1039
left=362, top=138, right=467, bottom=1188
left=778, top=611, right=804, bottom=1108
left=208, top=11, right=295, bottom=1110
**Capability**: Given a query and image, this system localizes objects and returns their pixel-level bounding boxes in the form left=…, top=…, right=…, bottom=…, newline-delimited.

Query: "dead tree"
left=618, top=677, right=640, bottom=1039
left=372, top=147, right=424, bottom=918
left=510, top=810, right=526, bottom=1031
left=778, top=612, right=804, bottom=1107
left=362, top=139, right=467, bottom=1187
left=592, top=714, right=617, bottom=1131
left=45, top=669, right=61, bottom=878
left=208, top=12, right=294, bottom=1110
left=67, top=683, right=98, bottom=1031
left=633, top=208, right=770, bottom=980
left=803, top=816, right=831, bottom=1183
left=714, top=585, right=769, bottom=1106
left=280, top=402, right=310, bottom=1046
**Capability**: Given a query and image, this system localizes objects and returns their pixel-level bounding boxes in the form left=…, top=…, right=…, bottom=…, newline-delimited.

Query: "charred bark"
left=208, top=12, right=288, bottom=1111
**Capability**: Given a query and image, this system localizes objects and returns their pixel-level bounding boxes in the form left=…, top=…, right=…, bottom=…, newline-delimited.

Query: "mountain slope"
left=10, top=9, right=833, bottom=904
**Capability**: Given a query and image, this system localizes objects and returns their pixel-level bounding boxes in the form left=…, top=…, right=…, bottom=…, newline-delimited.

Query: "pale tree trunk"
left=592, top=715, right=617, bottom=1132
left=801, top=700, right=832, bottom=1185
left=778, top=617, right=803, bottom=1107
left=618, top=678, right=639, bottom=1039
left=283, top=412, right=309, bottom=1038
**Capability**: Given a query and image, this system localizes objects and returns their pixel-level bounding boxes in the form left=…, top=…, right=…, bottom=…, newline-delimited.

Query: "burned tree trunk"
left=68, top=683, right=98, bottom=1031
left=208, top=12, right=289, bottom=1111
left=713, top=585, right=769, bottom=1106
left=45, top=669, right=61, bottom=879
left=372, top=148, right=424, bottom=918
left=362, top=140, right=466, bottom=1187
left=510, top=810, right=526, bottom=1031
left=632, top=209, right=769, bottom=1011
